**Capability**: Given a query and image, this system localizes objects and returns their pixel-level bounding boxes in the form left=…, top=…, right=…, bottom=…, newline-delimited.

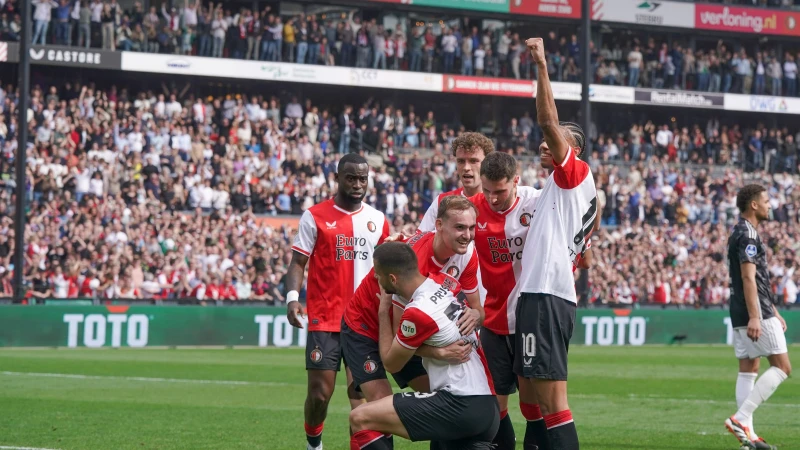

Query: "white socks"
left=734, top=367, right=788, bottom=427
left=736, top=372, right=758, bottom=438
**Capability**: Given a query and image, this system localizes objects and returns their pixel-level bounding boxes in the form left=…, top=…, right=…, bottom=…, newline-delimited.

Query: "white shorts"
left=733, top=317, right=788, bottom=360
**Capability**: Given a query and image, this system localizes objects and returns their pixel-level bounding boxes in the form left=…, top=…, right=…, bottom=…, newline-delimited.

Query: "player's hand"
left=434, top=341, right=471, bottom=364
left=378, top=287, right=393, bottom=313
left=384, top=233, right=407, bottom=243
left=287, top=300, right=306, bottom=329
left=457, top=308, right=480, bottom=336
left=747, top=317, right=762, bottom=342
left=777, top=314, right=787, bottom=332
left=526, top=38, right=545, bottom=64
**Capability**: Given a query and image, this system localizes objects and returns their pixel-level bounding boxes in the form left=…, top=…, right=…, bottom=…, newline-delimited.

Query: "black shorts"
left=513, top=293, right=576, bottom=381
left=341, top=320, right=427, bottom=391
left=394, top=390, right=499, bottom=449
left=306, top=331, right=343, bottom=371
left=480, top=327, right=517, bottom=395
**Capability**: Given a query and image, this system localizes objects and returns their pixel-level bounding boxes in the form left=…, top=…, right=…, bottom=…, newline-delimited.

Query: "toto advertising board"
left=1, top=306, right=799, bottom=348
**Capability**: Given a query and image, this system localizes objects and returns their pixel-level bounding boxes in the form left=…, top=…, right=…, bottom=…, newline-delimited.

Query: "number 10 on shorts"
left=522, top=333, right=536, bottom=365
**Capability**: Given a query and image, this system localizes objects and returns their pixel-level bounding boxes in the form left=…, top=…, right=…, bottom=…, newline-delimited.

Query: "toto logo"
left=166, top=59, right=191, bottom=69
left=349, top=69, right=379, bottom=84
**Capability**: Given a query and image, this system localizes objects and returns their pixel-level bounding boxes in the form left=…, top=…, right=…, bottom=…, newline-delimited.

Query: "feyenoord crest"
left=310, top=347, right=323, bottom=364
left=520, top=212, right=532, bottom=227
left=367, top=221, right=377, bottom=232
left=446, top=266, right=460, bottom=278
left=363, top=358, right=378, bottom=374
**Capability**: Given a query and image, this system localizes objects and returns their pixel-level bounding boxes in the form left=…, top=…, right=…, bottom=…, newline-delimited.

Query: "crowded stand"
left=10, top=0, right=800, bottom=98
left=0, top=77, right=798, bottom=307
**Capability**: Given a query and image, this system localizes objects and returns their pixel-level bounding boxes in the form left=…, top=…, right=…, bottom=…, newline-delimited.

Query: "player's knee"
left=778, top=361, right=792, bottom=377
left=307, top=384, right=333, bottom=408
left=349, top=404, right=371, bottom=432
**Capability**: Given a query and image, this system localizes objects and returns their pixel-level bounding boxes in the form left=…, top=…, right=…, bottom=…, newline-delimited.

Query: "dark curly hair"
left=736, top=184, right=766, bottom=213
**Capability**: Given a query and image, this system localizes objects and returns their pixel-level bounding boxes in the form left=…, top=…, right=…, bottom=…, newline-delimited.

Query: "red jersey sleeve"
left=395, top=306, right=439, bottom=349
left=553, top=146, right=590, bottom=190
left=459, top=248, right=480, bottom=294
left=291, top=210, right=317, bottom=257
left=378, top=218, right=390, bottom=245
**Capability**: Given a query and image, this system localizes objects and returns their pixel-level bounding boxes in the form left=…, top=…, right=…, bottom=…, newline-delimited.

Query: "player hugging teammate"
left=286, top=38, right=595, bottom=450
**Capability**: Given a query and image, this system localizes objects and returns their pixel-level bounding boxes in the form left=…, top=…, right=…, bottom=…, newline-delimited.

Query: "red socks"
left=304, top=422, right=323, bottom=448
left=544, top=410, right=574, bottom=430
left=520, top=402, right=543, bottom=421
left=350, top=430, right=385, bottom=449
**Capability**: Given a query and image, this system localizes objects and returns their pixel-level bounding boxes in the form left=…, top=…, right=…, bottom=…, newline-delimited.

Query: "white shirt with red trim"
left=418, top=188, right=464, bottom=233
left=470, top=186, right=541, bottom=335
left=292, top=199, right=390, bottom=332
left=390, top=231, right=479, bottom=309
left=519, top=146, right=597, bottom=304
left=395, top=273, right=495, bottom=397
left=344, top=231, right=479, bottom=341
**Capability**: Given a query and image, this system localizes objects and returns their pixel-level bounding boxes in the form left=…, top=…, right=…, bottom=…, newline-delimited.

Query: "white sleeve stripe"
left=463, top=287, right=478, bottom=294
left=395, top=336, right=417, bottom=349
left=560, top=146, right=573, bottom=168
left=291, top=246, right=311, bottom=256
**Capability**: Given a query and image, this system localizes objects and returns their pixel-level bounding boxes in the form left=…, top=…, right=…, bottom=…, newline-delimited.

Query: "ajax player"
left=724, top=184, right=790, bottom=450
left=514, top=37, right=597, bottom=450
left=468, top=151, right=540, bottom=450
left=349, top=242, right=500, bottom=450
left=341, top=196, right=483, bottom=404
left=418, top=132, right=494, bottom=232
left=285, top=153, right=390, bottom=450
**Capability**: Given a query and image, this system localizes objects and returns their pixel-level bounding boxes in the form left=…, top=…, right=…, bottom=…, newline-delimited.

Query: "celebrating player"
left=514, top=37, right=597, bottom=450
left=341, top=195, right=484, bottom=404
left=468, top=151, right=540, bottom=450
left=724, top=184, right=791, bottom=450
left=285, top=153, right=390, bottom=450
left=418, top=132, right=494, bottom=232
left=349, top=242, right=499, bottom=450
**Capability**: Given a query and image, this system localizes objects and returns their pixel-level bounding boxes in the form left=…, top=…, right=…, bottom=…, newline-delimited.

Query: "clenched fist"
left=526, top=38, right=546, bottom=64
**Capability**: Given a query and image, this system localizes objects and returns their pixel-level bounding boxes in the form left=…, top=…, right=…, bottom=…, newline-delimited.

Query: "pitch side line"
left=0, top=371, right=292, bottom=387
left=0, top=446, right=61, bottom=450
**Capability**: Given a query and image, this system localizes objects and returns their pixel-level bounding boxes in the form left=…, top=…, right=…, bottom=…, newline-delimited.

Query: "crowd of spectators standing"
left=1, top=79, right=800, bottom=307
left=8, top=1, right=799, bottom=98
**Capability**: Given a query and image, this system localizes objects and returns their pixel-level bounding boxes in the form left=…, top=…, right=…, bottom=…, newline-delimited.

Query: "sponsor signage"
left=406, top=0, right=510, bottom=13
left=121, top=53, right=443, bottom=92
left=510, top=0, right=581, bottom=19
left=27, top=44, right=121, bottom=69
left=634, top=88, right=724, bottom=109
left=724, top=93, right=800, bottom=115
left=443, top=75, right=537, bottom=97
left=2, top=305, right=800, bottom=347
left=695, top=4, right=800, bottom=37
left=591, top=0, right=695, bottom=28
left=589, top=84, right=635, bottom=104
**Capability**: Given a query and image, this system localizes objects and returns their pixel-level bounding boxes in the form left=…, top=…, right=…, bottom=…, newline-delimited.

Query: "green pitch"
left=0, top=346, right=797, bottom=450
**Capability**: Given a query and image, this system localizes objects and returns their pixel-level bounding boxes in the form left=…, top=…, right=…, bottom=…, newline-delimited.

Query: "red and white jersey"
left=470, top=186, right=541, bottom=335
left=418, top=188, right=464, bottom=232
left=396, top=273, right=495, bottom=397
left=519, top=146, right=597, bottom=303
left=292, top=199, right=390, bottom=332
left=343, top=231, right=479, bottom=341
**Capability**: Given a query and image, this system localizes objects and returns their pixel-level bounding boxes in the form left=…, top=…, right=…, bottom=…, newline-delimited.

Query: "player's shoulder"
left=517, top=185, right=541, bottom=199
left=360, top=202, right=385, bottom=217
left=407, top=230, right=434, bottom=248
left=439, top=187, right=465, bottom=203
left=412, top=275, right=456, bottom=307
left=306, top=198, right=335, bottom=215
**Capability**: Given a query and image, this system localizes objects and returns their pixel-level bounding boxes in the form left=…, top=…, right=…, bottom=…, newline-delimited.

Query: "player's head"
left=335, top=153, right=369, bottom=205
left=737, top=184, right=770, bottom=221
left=451, top=132, right=494, bottom=192
left=539, top=122, right=586, bottom=169
left=480, top=152, right=519, bottom=213
left=435, top=196, right=477, bottom=255
left=373, top=242, right=419, bottom=295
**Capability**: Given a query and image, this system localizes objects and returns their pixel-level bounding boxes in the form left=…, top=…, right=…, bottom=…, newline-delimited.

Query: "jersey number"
left=522, top=333, right=536, bottom=357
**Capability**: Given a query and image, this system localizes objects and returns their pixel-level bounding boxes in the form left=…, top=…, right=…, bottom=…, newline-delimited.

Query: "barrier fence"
left=1, top=305, right=798, bottom=348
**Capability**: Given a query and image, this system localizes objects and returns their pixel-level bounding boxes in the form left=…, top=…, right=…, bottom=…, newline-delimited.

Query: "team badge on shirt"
left=745, top=244, right=757, bottom=258
left=367, top=221, right=377, bottom=232
left=309, top=347, right=323, bottom=364
left=519, top=212, right=532, bottom=227
left=363, top=358, right=378, bottom=374
left=446, top=266, right=460, bottom=278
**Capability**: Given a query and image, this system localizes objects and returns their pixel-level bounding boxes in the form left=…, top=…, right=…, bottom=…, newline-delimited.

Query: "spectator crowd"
left=0, top=78, right=799, bottom=306
left=8, top=1, right=799, bottom=98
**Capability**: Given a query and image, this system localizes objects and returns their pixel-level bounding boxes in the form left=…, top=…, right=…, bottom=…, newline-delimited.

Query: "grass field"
left=0, top=346, right=797, bottom=450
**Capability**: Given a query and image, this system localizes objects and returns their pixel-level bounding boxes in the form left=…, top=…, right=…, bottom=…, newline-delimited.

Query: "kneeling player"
left=341, top=196, right=484, bottom=403
left=349, top=243, right=499, bottom=450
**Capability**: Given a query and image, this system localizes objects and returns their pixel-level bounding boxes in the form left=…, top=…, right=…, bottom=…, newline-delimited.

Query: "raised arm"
left=527, top=37, right=569, bottom=165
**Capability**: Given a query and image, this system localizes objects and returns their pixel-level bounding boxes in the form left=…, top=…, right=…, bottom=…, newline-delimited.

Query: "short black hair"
left=480, top=152, right=517, bottom=182
left=337, top=153, right=368, bottom=174
left=560, top=122, right=586, bottom=157
left=737, top=184, right=767, bottom=213
left=373, top=242, right=419, bottom=276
